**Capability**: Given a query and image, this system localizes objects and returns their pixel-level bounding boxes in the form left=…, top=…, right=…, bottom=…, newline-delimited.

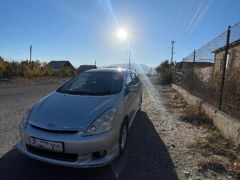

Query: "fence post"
left=190, top=50, right=196, bottom=92
left=219, top=26, right=231, bottom=110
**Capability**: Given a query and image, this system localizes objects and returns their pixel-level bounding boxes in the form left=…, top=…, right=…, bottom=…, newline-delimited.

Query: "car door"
left=130, top=72, right=141, bottom=112
left=124, top=71, right=135, bottom=121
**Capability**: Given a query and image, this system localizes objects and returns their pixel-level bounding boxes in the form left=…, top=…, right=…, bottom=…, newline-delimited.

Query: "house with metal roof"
left=48, top=61, right=74, bottom=70
left=78, top=65, right=97, bottom=73
left=212, top=40, right=240, bottom=76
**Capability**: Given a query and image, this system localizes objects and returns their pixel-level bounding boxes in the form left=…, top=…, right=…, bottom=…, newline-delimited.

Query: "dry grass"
left=164, top=102, right=186, bottom=109
left=196, top=130, right=240, bottom=160
left=180, top=105, right=214, bottom=128
left=195, top=126, right=240, bottom=178
left=180, top=105, right=240, bottom=178
left=197, top=157, right=240, bottom=178
left=198, top=158, right=228, bottom=175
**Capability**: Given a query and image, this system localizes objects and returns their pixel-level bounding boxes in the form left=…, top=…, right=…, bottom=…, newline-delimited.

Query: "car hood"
left=28, top=91, right=118, bottom=131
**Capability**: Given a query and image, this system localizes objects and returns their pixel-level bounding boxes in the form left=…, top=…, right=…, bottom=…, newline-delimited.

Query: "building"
left=48, top=61, right=74, bottom=70
left=213, top=40, right=240, bottom=75
left=177, top=61, right=213, bottom=70
left=78, top=65, right=97, bottom=73
left=179, top=61, right=214, bottom=82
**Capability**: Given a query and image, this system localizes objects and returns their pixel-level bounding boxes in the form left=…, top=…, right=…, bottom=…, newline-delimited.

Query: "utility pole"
left=94, top=60, right=96, bottom=66
left=171, top=41, right=175, bottom=64
left=30, top=45, right=32, bottom=62
left=128, top=51, right=131, bottom=69
left=190, top=50, right=196, bottom=92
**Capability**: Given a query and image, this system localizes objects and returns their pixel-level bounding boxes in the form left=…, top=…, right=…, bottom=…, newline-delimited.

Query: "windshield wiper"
left=57, top=89, right=115, bottom=96
left=57, top=89, right=87, bottom=95
left=91, top=91, right=115, bottom=95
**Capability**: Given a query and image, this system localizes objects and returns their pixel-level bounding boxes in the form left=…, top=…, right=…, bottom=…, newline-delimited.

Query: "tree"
left=155, top=60, right=174, bottom=72
left=156, top=60, right=174, bottom=85
left=0, top=59, right=7, bottom=80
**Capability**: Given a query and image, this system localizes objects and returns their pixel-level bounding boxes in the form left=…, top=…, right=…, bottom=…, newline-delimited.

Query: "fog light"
left=92, top=150, right=107, bottom=158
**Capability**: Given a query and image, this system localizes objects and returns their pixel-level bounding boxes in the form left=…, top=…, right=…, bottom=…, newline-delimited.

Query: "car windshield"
left=57, top=71, right=123, bottom=95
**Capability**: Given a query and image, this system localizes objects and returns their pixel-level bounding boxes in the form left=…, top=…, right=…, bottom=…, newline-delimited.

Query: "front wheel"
left=119, top=122, right=128, bottom=154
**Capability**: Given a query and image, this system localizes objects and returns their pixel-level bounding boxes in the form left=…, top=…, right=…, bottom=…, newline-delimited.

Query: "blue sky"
left=0, top=0, right=240, bottom=67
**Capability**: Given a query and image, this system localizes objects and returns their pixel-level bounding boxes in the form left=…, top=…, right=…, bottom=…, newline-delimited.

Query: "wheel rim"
left=121, top=126, right=127, bottom=150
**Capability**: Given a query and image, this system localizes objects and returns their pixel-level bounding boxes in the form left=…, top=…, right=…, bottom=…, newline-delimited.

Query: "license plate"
left=29, top=137, right=63, bottom=152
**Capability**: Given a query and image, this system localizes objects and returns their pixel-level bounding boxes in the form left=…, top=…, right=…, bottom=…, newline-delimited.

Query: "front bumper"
left=17, top=125, right=119, bottom=168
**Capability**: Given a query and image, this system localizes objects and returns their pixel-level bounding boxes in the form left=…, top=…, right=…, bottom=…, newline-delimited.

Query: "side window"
left=131, top=72, right=140, bottom=85
left=126, top=72, right=133, bottom=86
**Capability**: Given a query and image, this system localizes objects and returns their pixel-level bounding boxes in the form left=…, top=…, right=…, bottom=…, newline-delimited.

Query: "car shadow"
left=0, top=111, right=178, bottom=180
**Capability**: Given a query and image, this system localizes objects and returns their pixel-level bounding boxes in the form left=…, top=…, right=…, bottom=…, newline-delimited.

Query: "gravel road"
left=141, top=77, right=236, bottom=180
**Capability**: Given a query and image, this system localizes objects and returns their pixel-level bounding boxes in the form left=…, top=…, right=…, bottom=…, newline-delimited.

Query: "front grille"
left=31, top=125, right=79, bottom=134
left=26, top=145, right=78, bottom=162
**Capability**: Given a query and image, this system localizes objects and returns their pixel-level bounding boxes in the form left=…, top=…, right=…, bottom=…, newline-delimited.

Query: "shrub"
left=0, top=59, right=75, bottom=79
left=157, top=69, right=173, bottom=84
left=181, top=105, right=214, bottom=128
left=58, top=67, right=76, bottom=77
left=156, top=60, right=174, bottom=85
left=0, top=60, right=7, bottom=80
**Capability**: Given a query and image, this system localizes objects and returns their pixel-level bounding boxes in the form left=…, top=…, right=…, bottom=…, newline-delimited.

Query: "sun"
left=117, top=28, right=127, bottom=40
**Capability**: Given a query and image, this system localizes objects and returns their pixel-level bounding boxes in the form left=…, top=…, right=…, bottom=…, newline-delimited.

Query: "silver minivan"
left=17, top=68, right=142, bottom=167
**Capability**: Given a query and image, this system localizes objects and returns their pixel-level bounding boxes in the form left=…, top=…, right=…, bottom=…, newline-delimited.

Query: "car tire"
left=119, top=121, right=128, bottom=154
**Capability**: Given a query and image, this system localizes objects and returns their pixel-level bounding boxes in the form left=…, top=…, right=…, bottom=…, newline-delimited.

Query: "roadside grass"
left=163, top=91, right=187, bottom=109
left=198, top=158, right=228, bottom=174
left=197, top=156, right=240, bottom=178
left=164, top=102, right=186, bottom=109
left=198, top=131, right=239, bottom=160
left=180, top=105, right=214, bottom=128
left=196, top=130, right=240, bottom=178
left=180, top=105, right=240, bottom=178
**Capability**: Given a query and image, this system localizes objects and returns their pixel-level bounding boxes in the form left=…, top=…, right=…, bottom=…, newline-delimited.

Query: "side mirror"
left=128, top=85, right=139, bottom=93
left=125, top=85, right=139, bottom=96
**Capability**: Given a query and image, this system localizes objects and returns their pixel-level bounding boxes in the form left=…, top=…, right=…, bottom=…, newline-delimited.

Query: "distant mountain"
left=107, top=63, right=155, bottom=74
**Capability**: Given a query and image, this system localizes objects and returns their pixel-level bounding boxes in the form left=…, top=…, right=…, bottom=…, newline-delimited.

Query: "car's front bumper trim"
left=17, top=140, right=119, bottom=168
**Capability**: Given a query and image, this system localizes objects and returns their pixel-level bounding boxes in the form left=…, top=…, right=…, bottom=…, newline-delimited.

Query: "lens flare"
left=117, top=28, right=127, bottom=40
left=98, top=0, right=173, bottom=131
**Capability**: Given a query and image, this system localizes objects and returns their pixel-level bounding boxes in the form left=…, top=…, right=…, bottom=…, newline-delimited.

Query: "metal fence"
left=174, top=21, right=240, bottom=119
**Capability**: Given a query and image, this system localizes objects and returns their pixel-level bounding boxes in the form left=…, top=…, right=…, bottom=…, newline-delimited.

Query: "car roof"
left=85, top=68, right=129, bottom=73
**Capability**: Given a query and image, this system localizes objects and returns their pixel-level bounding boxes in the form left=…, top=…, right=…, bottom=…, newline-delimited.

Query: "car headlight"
left=83, top=108, right=116, bottom=136
left=20, top=109, right=32, bottom=128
